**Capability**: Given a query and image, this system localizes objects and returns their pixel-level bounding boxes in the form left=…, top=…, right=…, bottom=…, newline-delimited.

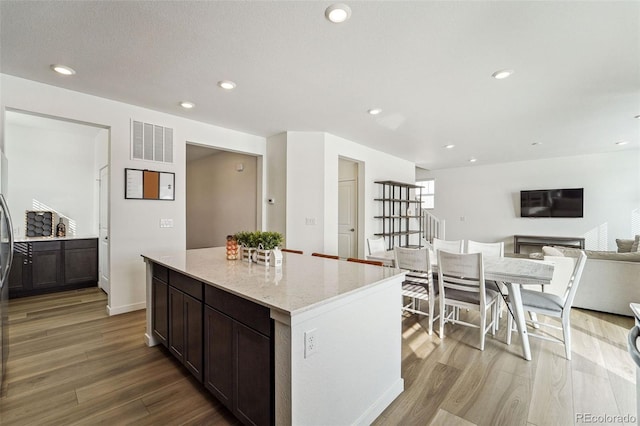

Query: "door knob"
left=350, top=229, right=355, bottom=232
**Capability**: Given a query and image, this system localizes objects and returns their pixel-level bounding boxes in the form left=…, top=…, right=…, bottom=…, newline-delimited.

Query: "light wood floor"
left=0, top=288, right=635, bottom=425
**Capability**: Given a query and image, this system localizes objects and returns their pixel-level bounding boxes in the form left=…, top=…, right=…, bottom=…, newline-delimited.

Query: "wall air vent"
left=131, top=120, right=174, bottom=163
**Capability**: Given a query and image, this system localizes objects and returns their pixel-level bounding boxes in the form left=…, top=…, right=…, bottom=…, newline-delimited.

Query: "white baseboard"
left=107, top=301, right=146, bottom=316
left=354, top=378, right=404, bottom=425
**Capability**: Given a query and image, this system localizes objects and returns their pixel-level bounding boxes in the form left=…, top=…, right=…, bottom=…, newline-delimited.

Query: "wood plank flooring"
left=0, top=288, right=635, bottom=425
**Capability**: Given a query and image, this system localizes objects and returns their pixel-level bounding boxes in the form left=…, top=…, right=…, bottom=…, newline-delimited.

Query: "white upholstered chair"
left=437, top=251, right=499, bottom=350
left=394, top=246, right=438, bottom=335
left=367, top=237, right=387, bottom=255
left=507, top=250, right=587, bottom=360
left=432, top=238, right=464, bottom=254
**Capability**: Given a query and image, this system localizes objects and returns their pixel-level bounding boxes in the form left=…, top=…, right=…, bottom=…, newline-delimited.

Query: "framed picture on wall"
left=125, top=168, right=175, bottom=200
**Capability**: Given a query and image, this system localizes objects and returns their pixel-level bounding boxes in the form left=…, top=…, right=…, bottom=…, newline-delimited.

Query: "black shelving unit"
left=374, top=181, right=424, bottom=250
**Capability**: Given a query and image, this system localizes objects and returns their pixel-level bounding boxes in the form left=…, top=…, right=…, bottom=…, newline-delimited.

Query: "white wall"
left=5, top=119, right=103, bottom=238
left=282, top=132, right=416, bottom=256
left=186, top=151, right=257, bottom=249
left=423, top=150, right=640, bottom=252
left=286, top=132, right=326, bottom=254
left=1, top=74, right=266, bottom=314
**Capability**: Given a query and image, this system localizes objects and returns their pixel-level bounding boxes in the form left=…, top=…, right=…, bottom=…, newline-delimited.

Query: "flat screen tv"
left=520, top=188, right=583, bottom=218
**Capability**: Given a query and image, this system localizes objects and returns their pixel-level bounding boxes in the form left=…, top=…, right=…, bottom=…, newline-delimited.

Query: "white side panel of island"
left=273, top=276, right=404, bottom=425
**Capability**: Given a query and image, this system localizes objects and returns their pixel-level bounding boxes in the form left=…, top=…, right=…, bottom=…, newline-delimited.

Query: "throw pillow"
left=542, top=246, right=564, bottom=257
left=632, top=235, right=640, bottom=252
left=616, top=238, right=635, bottom=253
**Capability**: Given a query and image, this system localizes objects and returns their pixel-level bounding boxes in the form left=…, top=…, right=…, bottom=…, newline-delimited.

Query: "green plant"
left=258, top=231, right=284, bottom=250
left=234, top=231, right=253, bottom=247
left=234, top=231, right=283, bottom=250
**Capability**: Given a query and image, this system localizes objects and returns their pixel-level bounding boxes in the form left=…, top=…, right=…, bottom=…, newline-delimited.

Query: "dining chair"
left=437, top=250, right=499, bottom=350
left=466, top=240, right=506, bottom=328
left=432, top=238, right=464, bottom=254
left=281, top=249, right=303, bottom=254
left=311, top=252, right=340, bottom=260
left=394, top=246, right=438, bottom=335
left=367, top=237, right=387, bottom=255
left=506, top=251, right=587, bottom=360
left=466, top=240, right=504, bottom=257
left=346, top=258, right=384, bottom=266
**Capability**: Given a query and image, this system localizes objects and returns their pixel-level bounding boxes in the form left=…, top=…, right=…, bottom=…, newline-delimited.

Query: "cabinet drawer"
left=169, top=270, right=202, bottom=301
left=32, top=241, right=61, bottom=251
left=152, top=263, right=169, bottom=283
left=205, top=285, right=271, bottom=337
left=64, top=238, right=97, bottom=250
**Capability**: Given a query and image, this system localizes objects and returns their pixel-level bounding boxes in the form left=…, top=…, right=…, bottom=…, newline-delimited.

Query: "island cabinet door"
left=183, top=293, right=203, bottom=382
left=152, top=277, right=169, bottom=347
left=234, top=321, right=272, bottom=426
left=169, top=286, right=185, bottom=362
left=204, top=305, right=233, bottom=409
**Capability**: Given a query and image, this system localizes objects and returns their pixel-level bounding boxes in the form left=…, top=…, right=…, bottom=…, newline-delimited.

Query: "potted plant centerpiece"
left=255, top=231, right=284, bottom=266
left=234, top=231, right=283, bottom=265
left=235, top=231, right=259, bottom=262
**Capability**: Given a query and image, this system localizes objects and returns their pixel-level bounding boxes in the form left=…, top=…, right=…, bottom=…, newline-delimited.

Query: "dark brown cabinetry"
left=168, top=270, right=204, bottom=382
left=32, top=241, right=63, bottom=289
left=151, top=264, right=169, bottom=347
left=9, top=238, right=98, bottom=298
left=64, top=239, right=98, bottom=284
left=150, top=262, right=273, bottom=426
left=204, top=284, right=272, bottom=426
left=150, top=266, right=205, bottom=383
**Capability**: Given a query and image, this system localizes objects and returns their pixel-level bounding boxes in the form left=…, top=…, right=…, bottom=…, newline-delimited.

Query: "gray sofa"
left=541, top=247, right=640, bottom=317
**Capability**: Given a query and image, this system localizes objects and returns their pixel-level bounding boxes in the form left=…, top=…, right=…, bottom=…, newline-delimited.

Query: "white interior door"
left=338, top=180, right=357, bottom=258
left=99, top=166, right=110, bottom=295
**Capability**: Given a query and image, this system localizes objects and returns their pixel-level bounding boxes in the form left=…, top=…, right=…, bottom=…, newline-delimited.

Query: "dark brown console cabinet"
left=32, top=241, right=63, bottom=289
left=10, top=238, right=98, bottom=298
left=150, top=262, right=273, bottom=426
left=64, top=239, right=98, bottom=284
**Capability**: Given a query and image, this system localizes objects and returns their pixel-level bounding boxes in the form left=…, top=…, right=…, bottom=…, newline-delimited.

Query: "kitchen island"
left=142, top=247, right=405, bottom=425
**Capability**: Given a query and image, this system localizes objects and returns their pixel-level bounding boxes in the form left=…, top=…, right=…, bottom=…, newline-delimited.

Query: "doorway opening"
left=338, top=157, right=363, bottom=258
left=186, top=144, right=261, bottom=249
left=4, top=109, right=110, bottom=301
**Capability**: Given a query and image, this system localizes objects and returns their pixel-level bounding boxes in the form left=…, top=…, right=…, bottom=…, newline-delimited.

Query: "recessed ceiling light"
left=325, top=3, right=352, bottom=23
left=531, top=142, right=542, bottom=146
left=218, top=80, right=236, bottom=90
left=635, top=114, right=640, bottom=119
left=180, top=101, right=195, bottom=109
left=616, top=141, right=629, bottom=146
left=50, top=64, right=76, bottom=75
left=469, top=158, right=477, bottom=163
left=444, top=144, right=455, bottom=149
left=492, top=69, right=514, bottom=80
left=367, top=108, right=382, bottom=115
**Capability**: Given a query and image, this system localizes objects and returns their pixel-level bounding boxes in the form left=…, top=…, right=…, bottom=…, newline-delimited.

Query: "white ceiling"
left=1, top=1, right=638, bottom=170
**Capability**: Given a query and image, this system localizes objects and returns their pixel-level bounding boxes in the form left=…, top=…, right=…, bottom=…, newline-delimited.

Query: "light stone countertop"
left=142, top=247, right=404, bottom=316
left=15, top=235, right=99, bottom=243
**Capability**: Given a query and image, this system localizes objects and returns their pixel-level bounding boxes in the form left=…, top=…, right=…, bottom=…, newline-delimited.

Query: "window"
left=417, top=179, right=435, bottom=209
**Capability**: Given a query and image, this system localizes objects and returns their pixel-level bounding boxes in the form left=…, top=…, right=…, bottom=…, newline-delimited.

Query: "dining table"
left=368, top=249, right=554, bottom=361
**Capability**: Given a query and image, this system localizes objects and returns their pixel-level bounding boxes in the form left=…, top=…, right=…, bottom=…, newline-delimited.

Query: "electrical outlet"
left=304, top=328, right=318, bottom=358
left=160, top=219, right=174, bottom=228
left=305, top=217, right=317, bottom=226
